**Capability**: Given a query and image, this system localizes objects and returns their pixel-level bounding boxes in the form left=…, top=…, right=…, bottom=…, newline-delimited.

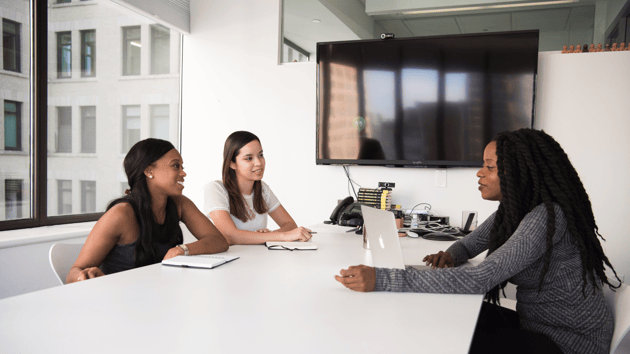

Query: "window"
left=57, top=180, right=72, bottom=215
left=81, top=180, right=96, bottom=213
left=57, top=31, right=72, bottom=78
left=122, top=105, right=140, bottom=153
left=3, top=19, right=21, bottom=72
left=1, top=0, right=182, bottom=230
left=150, top=105, right=169, bottom=140
left=81, top=106, right=96, bottom=153
left=123, top=26, right=141, bottom=75
left=4, top=101, right=21, bottom=151
left=56, top=0, right=71, bottom=3
left=4, top=179, right=23, bottom=220
left=80, top=30, right=95, bottom=77
left=151, top=24, right=170, bottom=75
left=56, top=107, right=72, bottom=152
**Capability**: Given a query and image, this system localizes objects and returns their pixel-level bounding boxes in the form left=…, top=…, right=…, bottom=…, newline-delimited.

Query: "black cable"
left=410, top=203, right=431, bottom=214
left=343, top=165, right=360, bottom=199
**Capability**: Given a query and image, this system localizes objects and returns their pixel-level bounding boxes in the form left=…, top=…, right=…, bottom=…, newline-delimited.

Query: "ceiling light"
left=130, top=41, right=141, bottom=48
left=402, top=0, right=578, bottom=15
left=312, top=19, right=321, bottom=23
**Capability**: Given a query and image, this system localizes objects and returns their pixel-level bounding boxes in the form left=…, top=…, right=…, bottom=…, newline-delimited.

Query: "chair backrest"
left=604, top=283, right=630, bottom=354
left=49, top=243, right=83, bottom=285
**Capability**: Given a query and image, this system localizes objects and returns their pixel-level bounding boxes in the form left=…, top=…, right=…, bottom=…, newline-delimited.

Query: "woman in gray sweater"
left=335, top=129, right=621, bottom=354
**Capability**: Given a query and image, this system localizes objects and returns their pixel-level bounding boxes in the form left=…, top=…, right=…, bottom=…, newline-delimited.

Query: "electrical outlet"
left=435, top=169, right=447, bottom=187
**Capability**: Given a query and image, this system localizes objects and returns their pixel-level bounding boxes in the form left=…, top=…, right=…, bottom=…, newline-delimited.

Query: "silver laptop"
left=361, top=205, right=429, bottom=270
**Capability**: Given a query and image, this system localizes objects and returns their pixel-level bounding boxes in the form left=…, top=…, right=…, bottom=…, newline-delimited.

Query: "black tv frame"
left=315, top=30, right=538, bottom=168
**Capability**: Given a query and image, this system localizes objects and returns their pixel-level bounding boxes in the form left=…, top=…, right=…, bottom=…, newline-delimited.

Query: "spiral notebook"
left=161, top=254, right=239, bottom=269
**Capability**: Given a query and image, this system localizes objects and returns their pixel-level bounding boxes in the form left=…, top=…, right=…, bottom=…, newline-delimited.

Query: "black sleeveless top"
left=100, top=238, right=176, bottom=275
left=99, top=199, right=183, bottom=275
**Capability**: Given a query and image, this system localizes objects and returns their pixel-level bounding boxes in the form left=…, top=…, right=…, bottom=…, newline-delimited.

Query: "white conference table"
left=0, top=226, right=484, bottom=354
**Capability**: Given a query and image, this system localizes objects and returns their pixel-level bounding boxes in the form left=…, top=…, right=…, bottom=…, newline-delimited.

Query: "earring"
left=149, top=175, right=153, bottom=179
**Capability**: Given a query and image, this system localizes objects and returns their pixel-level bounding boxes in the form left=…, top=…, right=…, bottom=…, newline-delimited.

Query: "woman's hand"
left=423, top=251, right=454, bottom=269
left=335, top=265, right=376, bottom=292
left=256, top=228, right=271, bottom=233
left=282, top=227, right=313, bottom=242
left=75, top=267, right=105, bottom=282
left=163, top=246, right=185, bottom=260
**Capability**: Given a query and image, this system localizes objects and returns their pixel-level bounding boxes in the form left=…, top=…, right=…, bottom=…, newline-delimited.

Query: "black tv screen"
left=316, top=30, right=538, bottom=167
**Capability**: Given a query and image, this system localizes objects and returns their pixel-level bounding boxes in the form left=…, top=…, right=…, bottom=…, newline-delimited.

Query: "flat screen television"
left=316, top=30, right=539, bottom=167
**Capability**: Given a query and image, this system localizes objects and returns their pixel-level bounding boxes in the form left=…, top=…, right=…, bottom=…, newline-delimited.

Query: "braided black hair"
left=485, top=129, right=620, bottom=304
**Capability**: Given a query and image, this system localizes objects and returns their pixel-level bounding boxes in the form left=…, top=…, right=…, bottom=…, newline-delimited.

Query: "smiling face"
left=476, top=141, right=502, bottom=201
left=145, top=148, right=186, bottom=197
left=230, top=140, right=265, bottom=185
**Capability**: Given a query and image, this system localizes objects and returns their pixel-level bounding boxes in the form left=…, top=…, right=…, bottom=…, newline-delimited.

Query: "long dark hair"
left=485, top=129, right=620, bottom=304
left=107, top=138, right=183, bottom=267
left=222, top=131, right=268, bottom=222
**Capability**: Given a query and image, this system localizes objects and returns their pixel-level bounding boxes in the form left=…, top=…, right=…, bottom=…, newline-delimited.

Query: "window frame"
left=0, top=0, right=102, bottom=231
left=3, top=18, right=22, bottom=73
left=122, top=25, right=141, bottom=76
left=3, top=100, right=22, bottom=151
left=0, top=0, right=184, bottom=232
left=80, top=29, right=96, bottom=78
left=56, top=30, right=72, bottom=79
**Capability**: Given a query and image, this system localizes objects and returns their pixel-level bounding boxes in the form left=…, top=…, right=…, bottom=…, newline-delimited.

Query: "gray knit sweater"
left=374, top=204, right=613, bottom=354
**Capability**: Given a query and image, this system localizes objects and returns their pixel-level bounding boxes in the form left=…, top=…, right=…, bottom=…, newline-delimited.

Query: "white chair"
left=604, top=283, right=630, bottom=354
left=49, top=243, right=83, bottom=285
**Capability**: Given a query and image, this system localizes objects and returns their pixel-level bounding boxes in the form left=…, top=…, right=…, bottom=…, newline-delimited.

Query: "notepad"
left=265, top=242, right=318, bottom=251
left=161, top=254, right=239, bottom=269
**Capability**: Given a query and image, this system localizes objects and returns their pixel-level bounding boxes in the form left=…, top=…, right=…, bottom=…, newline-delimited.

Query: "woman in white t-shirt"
left=203, top=131, right=312, bottom=245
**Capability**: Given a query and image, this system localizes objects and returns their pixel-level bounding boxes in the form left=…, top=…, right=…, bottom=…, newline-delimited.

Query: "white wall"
left=183, top=0, right=630, bottom=281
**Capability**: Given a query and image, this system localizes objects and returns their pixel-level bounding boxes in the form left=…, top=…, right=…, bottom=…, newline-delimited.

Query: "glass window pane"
left=123, top=26, right=141, bottom=75
left=3, top=19, right=21, bottom=72
left=81, top=30, right=96, bottom=77
left=57, top=31, right=72, bottom=78
left=150, top=104, right=169, bottom=140
left=47, top=0, right=181, bottom=219
left=151, top=24, right=170, bottom=74
left=1, top=0, right=31, bottom=223
left=81, top=106, right=96, bottom=153
left=56, top=107, right=72, bottom=152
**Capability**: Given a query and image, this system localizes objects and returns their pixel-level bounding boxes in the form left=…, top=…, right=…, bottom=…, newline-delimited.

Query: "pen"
left=309, top=232, right=317, bottom=234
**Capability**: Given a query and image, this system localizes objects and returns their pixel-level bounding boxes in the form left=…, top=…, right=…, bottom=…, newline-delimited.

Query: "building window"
left=81, top=106, right=96, bottom=153
left=4, top=179, right=23, bottom=220
left=150, top=104, right=169, bottom=140
left=57, top=107, right=72, bottom=153
left=57, top=0, right=71, bottom=3
left=3, top=19, right=21, bottom=72
left=80, top=30, right=95, bottom=77
left=57, top=180, right=72, bottom=215
left=4, top=101, right=22, bottom=151
left=150, top=24, right=169, bottom=75
left=123, top=26, right=141, bottom=76
left=122, top=105, right=140, bottom=153
left=57, top=31, right=72, bottom=78
left=81, top=180, right=96, bottom=213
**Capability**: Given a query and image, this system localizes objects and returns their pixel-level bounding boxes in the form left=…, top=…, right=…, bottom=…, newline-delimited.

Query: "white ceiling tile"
left=403, top=17, right=461, bottom=36
left=455, top=13, right=511, bottom=33
left=512, top=8, right=571, bottom=31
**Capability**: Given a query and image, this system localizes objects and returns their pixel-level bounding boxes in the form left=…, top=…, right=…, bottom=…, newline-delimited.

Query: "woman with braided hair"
left=335, top=129, right=621, bottom=354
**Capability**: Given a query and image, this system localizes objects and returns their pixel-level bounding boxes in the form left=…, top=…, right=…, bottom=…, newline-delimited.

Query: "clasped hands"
left=335, top=251, right=453, bottom=292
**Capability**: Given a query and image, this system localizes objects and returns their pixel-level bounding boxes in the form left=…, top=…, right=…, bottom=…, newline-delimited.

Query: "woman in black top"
left=67, top=138, right=228, bottom=283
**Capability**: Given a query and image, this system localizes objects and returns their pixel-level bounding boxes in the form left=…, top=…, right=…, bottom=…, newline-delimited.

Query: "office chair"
left=49, top=243, right=83, bottom=285
left=604, top=283, right=630, bottom=354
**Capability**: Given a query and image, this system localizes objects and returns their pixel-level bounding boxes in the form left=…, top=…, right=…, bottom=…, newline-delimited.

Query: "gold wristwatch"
left=177, top=244, right=189, bottom=256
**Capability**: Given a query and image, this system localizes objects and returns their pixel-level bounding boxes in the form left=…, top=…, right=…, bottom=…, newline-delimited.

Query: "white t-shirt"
left=203, top=180, right=281, bottom=232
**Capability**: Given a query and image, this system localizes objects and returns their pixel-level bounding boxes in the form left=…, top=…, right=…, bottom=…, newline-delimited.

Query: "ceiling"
left=283, top=0, right=598, bottom=58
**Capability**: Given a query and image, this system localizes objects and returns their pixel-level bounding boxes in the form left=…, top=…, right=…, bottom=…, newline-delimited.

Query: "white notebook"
left=161, top=254, right=239, bottom=269
left=265, top=242, right=318, bottom=251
